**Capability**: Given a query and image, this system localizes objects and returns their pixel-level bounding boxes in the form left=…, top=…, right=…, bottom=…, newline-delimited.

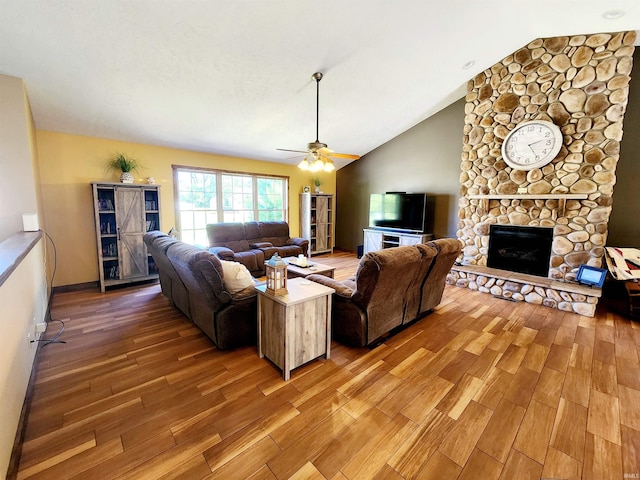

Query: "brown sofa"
left=207, top=221, right=309, bottom=276
left=307, top=238, right=461, bottom=347
left=144, top=232, right=258, bottom=349
left=143, top=231, right=190, bottom=318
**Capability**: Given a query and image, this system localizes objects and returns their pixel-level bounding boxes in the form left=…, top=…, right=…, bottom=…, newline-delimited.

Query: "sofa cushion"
left=225, top=239, right=251, bottom=252
left=220, top=260, right=254, bottom=294
left=256, top=221, right=290, bottom=246
left=244, top=221, right=261, bottom=240
left=233, top=250, right=264, bottom=275
left=207, top=223, right=251, bottom=252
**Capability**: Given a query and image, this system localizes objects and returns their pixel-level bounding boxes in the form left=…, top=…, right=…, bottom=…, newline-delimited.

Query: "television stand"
left=363, top=228, right=434, bottom=254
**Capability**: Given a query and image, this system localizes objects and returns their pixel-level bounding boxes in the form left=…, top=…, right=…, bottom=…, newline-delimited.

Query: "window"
left=174, top=166, right=288, bottom=247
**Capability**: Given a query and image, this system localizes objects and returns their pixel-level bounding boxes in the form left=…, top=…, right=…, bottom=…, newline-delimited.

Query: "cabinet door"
left=363, top=230, right=382, bottom=254
left=115, top=187, right=148, bottom=279
left=400, top=235, right=421, bottom=246
left=315, top=196, right=329, bottom=251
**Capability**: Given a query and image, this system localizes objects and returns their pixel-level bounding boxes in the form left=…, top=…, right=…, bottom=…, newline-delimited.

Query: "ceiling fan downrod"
left=307, top=72, right=327, bottom=151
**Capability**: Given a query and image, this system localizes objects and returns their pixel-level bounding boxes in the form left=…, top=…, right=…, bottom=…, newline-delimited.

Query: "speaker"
left=22, top=213, right=39, bottom=232
left=357, top=244, right=364, bottom=258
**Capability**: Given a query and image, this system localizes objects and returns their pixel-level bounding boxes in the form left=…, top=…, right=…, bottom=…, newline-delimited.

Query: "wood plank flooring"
left=15, top=251, right=640, bottom=479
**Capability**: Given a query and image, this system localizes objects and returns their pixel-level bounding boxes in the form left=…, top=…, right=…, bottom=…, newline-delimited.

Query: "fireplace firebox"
left=487, top=225, right=553, bottom=277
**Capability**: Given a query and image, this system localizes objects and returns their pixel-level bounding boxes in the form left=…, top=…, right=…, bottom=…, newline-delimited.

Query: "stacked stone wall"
left=458, top=31, right=635, bottom=282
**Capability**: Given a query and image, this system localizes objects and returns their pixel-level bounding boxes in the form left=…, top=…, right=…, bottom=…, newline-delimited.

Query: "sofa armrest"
left=306, top=274, right=354, bottom=298
left=286, top=237, right=307, bottom=246
left=228, top=284, right=258, bottom=304
left=208, top=246, right=235, bottom=261
left=250, top=242, right=273, bottom=249
left=287, top=237, right=309, bottom=255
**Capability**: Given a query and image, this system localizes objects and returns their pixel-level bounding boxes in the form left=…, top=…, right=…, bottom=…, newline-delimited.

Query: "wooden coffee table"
left=282, top=256, right=335, bottom=279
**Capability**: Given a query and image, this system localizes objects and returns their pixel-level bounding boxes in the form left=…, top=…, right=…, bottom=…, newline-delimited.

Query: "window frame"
left=172, top=165, right=289, bottom=246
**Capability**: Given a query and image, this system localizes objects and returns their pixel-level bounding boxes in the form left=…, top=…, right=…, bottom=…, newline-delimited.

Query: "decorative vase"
left=120, top=172, right=134, bottom=184
left=314, top=186, right=321, bottom=193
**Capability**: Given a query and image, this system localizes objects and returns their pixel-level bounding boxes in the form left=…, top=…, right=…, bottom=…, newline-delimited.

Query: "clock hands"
left=527, top=139, right=548, bottom=147
left=528, top=138, right=550, bottom=156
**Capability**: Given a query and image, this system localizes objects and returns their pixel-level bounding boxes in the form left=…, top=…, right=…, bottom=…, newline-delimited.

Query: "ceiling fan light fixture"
left=297, top=158, right=311, bottom=170
left=323, top=159, right=335, bottom=172
left=310, top=157, right=325, bottom=172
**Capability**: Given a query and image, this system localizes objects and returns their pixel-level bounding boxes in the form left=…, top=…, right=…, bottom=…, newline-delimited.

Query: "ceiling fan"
left=278, top=72, right=360, bottom=172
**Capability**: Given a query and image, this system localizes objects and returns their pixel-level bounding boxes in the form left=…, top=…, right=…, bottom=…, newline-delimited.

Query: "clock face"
left=501, top=120, right=563, bottom=170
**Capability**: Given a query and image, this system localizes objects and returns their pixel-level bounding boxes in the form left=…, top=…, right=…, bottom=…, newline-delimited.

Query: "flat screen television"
left=368, top=192, right=430, bottom=233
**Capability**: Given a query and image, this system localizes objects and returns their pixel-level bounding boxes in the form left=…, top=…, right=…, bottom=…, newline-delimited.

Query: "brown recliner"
left=417, top=238, right=462, bottom=317
left=307, top=245, right=426, bottom=347
left=405, top=242, right=439, bottom=323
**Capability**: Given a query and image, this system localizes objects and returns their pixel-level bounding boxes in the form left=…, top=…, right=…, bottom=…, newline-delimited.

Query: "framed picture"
left=576, top=264, right=607, bottom=288
left=303, top=186, right=311, bottom=193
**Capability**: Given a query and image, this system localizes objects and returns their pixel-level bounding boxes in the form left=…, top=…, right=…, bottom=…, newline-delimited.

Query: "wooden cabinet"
left=363, top=228, right=433, bottom=255
left=92, top=182, right=161, bottom=292
left=257, top=277, right=334, bottom=380
left=300, top=193, right=334, bottom=255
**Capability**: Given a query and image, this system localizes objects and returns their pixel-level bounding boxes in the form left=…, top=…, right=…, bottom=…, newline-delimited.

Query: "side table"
left=625, top=281, right=640, bottom=318
left=256, top=277, right=335, bottom=380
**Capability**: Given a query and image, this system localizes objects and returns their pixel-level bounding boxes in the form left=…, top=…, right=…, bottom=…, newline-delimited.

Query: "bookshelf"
left=92, top=182, right=161, bottom=292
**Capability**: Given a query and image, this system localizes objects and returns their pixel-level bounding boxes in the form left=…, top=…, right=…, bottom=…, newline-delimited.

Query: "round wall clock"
left=501, top=120, right=563, bottom=171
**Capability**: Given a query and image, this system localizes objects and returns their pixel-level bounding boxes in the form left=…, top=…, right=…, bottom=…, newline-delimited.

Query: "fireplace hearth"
left=487, top=225, right=553, bottom=277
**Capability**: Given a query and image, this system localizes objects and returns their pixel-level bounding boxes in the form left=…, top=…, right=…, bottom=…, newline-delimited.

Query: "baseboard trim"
left=53, top=280, right=99, bottom=294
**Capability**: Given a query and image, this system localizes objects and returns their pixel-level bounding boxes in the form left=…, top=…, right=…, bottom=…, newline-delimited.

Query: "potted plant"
left=312, top=176, right=322, bottom=193
left=106, top=153, right=143, bottom=184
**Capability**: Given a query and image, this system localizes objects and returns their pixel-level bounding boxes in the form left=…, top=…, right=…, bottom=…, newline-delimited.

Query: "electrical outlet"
left=36, top=322, right=47, bottom=333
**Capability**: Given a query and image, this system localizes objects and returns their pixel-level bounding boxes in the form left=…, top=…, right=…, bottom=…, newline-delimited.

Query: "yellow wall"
left=35, top=130, right=336, bottom=287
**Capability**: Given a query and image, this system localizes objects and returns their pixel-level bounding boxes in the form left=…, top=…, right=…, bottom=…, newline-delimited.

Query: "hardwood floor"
left=15, top=251, right=640, bottom=479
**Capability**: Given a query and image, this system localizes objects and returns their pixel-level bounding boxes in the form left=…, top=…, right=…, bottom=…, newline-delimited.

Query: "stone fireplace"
left=447, top=30, right=636, bottom=317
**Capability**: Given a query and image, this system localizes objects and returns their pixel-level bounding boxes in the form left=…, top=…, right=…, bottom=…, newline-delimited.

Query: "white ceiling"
left=1, top=1, right=639, bottom=169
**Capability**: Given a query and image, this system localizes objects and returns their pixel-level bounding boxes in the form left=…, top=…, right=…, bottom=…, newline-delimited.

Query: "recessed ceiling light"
left=603, top=10, right=624, bottom=20
left=462, top=60, right=475, bottom=70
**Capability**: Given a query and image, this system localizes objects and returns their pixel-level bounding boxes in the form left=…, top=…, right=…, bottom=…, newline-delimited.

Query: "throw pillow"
left=219, top=260, right=254, bottom=294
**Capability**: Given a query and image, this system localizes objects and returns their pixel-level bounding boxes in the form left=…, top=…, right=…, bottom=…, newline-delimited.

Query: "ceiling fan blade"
left=317, top=146, right=359, bottom=160
left=277, top=148, right=309, bottom=154
left=328, top=152, right=360, bottom=160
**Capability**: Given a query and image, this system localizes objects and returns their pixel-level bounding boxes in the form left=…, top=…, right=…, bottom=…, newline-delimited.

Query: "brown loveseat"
left=207, top=221, right=309, bottom=276
left=143, top=232, right=258, bottom=349
left=307, top=238, right=462, bottom=347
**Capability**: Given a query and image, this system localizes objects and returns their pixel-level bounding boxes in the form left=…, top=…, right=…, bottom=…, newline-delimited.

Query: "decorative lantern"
left=265, top=253, right=288, bottom=296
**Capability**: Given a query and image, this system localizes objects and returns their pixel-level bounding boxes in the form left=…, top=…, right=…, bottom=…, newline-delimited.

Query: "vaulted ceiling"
left=1, top=1, right=638, bottom=169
